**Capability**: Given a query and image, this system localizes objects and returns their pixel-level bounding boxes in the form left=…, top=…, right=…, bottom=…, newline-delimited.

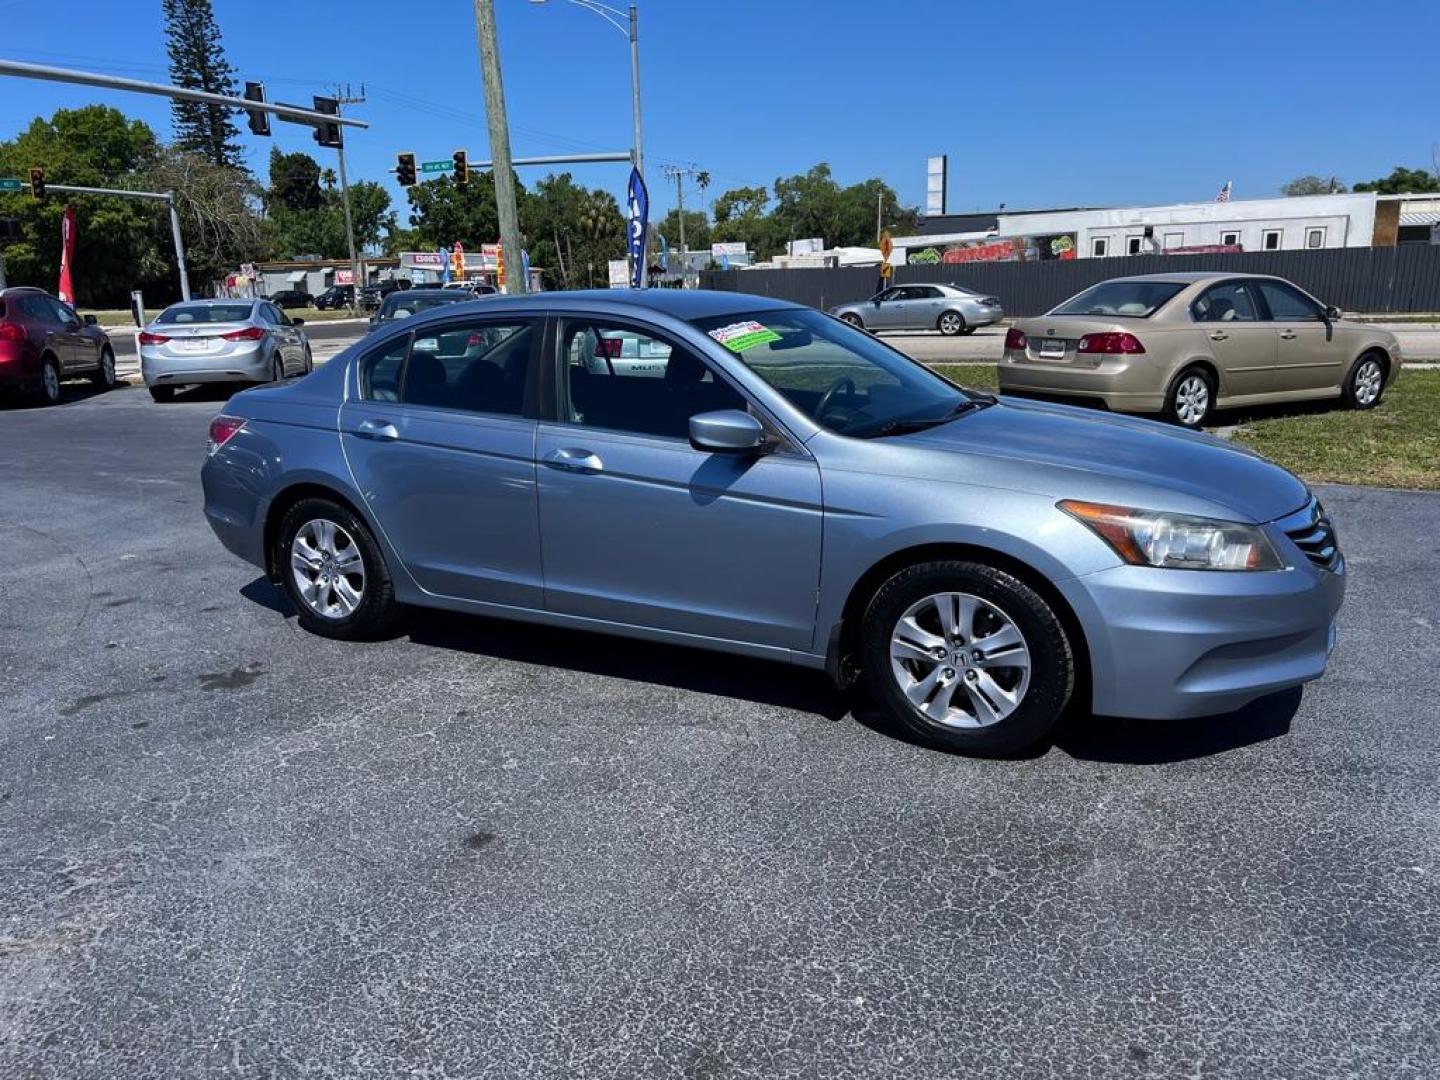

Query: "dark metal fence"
left=699, top=244, right=1440, bottom=316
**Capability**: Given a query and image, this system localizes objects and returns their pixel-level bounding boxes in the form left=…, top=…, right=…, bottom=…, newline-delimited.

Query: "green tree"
left=267, top=148, right=323, bottom=211
left=517, top=173, right=625, bottom=288
left=347, top=180, right=396, bottom=252
left=655, top=208, right=710, bottom=255
left=406, top=171, right=507, bottom=249
left=711, top=184, right=773, bottom=254
left=1282, top=175, right=1346, bottom=196
left=163, top=0, right=244, bottom=169
left=1353, top=166, right=1440, bottom=194
left=0, top=106, right=167, bottom=305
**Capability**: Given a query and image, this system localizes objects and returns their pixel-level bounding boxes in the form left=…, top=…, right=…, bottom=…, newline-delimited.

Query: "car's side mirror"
left=1323, top=304, right=1341, bottom=321
left=689, top=409, right=764, bottom=453
left=291, top=317, right=305, bottom=326
left=83, top=314, right=98, bottom=326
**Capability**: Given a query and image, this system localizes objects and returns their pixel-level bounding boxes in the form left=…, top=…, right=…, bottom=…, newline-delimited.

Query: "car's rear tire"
left=859, top=560, right=1074, bottom=757
left=1164, top=365, right=1215, bottom=428
left=91, top=347, right=116, bottom=389
left=275, top=497, right=399, bottom=641
left=1342, top=351, right=1386, bottom=410
left=148, top=385, right=175, bottom=403
left=36, top=356, right=61, bottom=406
left=937, top=311, right=966, bottom=336
left=840, top=312, right=864, bottom=330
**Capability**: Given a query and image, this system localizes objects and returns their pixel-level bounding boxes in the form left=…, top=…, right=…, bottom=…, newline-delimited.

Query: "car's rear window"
left=156, top=303, right=254, bottom=324
left=1050, top=281, right=1185, bottom=318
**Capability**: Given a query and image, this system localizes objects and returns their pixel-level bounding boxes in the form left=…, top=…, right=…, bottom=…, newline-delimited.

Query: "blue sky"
left=2, top=0, right=1437, bottom=223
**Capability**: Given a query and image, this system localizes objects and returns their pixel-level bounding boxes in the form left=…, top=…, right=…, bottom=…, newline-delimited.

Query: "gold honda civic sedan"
left=998, top=272, right=1401, bottom=427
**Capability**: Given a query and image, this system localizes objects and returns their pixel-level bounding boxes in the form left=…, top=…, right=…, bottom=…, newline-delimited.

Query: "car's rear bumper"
left=142, top=344, right=270, bottom=387
left=998, top=352, right=1167, bottom=413
left=1059, top=545, right=1346, bottom=720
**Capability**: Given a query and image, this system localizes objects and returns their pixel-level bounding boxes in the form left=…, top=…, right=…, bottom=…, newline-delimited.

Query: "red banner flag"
left=57, top=206, right=77, bottom=304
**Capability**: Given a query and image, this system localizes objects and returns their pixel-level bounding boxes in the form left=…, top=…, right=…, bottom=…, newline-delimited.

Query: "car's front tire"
left=36, top=356, right=61, bottom=406
left=275, top=497, right=399, bottom=640
left=840, top=313, right=864, bottom=330
left=1164, top=365, right=1215, bottom=428
left=1342, top=351, right=1387, bottom=410
left=859, top=560, right=1074, bottom=757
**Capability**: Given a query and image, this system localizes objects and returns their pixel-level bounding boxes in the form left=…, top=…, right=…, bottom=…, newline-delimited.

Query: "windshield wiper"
left=863, top=397, right=991, bottom=438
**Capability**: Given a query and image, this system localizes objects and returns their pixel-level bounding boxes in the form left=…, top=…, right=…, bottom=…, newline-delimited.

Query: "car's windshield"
left=379, top=294, right=462, bottom=320
left=156, top=302, right=255, bottom=324
left=690, top=307, right=985, bottom=438
left=1050, top=280, right=1185, bottom=318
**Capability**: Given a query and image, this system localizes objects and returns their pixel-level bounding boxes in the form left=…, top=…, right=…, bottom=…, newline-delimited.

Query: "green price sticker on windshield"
left=707, top=320, right=781, bottom=353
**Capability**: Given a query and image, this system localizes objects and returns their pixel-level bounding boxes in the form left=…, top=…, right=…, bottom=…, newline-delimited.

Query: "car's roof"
left=387, top=288, right=460, bottom=299
left=1096, top=271, right=1295, bottom=285
left=451, top=288, right=798, bottom=319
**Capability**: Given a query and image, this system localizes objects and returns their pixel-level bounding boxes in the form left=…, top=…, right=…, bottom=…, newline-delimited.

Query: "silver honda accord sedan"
left=141, top=298, right=312, bottom=402
left=201, top=289, right=1343, bottom=756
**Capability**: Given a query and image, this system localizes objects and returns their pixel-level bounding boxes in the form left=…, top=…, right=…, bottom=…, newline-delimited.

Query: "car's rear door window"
left=1191, top=281, right=1261, bottom=322
left=557, top=319, right=747, bottom=440
left=401, top=318, right=537, bottom=416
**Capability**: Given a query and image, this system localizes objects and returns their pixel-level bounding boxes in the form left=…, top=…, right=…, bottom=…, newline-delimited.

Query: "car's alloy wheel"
left=938, top=311, right=965, bottom=336
left=39, top=358, right=61, bottom=405
left=275, top=497, right=399, bottom=640
left=93, top=348, right=116, bottom=388
left=860, top=560, right=1073, bottom=756
left=889, top=591, right=1031, bottom=728
left=1168, top=369, right=1213, bottom=427
left=1349, top=356, right=1384, bottom=408
left=290, top=518, right=365, bottom=620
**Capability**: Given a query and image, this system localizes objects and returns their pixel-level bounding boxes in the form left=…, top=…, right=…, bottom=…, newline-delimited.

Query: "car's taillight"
left=1004, top=328, right=1027, bottom=351
left=0, top=322, right=24, bottom=342
left=221, top=326, right=265, bottom=341
left=207, top=414, right=246, bottom=454
left=138, top=331, right=169, bottom=345
left=1077, top=332, right=1146, bottom=354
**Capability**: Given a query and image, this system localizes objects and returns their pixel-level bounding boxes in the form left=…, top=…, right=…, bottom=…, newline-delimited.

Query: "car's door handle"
left=1280, top=331, right=1298, bottom=340
left=353, top=418, right=399, bottom=441
left=543, top=447, right=604, bottom=473
left=1209, top=331, right=1229, bottom=341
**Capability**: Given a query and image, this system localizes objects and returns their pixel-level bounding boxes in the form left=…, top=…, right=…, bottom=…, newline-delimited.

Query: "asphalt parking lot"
left=2, top=380, right=1437, bottom=1078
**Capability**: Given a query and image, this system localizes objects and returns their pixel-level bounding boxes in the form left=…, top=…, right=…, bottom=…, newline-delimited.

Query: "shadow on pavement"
left=241, top=577, right=1301, bottom=761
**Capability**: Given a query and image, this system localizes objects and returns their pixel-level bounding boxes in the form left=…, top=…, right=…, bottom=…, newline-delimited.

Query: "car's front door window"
left=1257, top=282, right=1323, bottom=322
left=558, top=320, right=748, bottom=440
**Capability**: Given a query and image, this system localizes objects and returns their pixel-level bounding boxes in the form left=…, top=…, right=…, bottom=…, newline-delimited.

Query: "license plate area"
left=1038, top=338, right=1067, bottom=359
left=178, top=338, right=214, bottom=353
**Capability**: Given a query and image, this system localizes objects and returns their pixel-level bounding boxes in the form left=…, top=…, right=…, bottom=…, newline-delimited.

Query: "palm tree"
left=321, top=167, right=337, bottom=190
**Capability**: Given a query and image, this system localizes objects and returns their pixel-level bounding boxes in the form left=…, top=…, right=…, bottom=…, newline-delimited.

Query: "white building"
left=892, top=192, right=1436, bottom=265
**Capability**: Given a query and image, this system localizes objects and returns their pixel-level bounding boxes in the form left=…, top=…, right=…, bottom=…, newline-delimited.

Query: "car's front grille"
left=1281, top=498, right=1340, bottom=571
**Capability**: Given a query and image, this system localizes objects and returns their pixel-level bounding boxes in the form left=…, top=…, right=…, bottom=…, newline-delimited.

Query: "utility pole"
left=331, top=86, right=365, bottom=313
left=473, top=0, right=527, bottom=293
left=662, top=162, right=699, bottom=279
left=876, top=191, right=883, bottom=243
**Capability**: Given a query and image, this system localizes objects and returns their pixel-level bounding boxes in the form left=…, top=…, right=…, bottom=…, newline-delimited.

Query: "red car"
left=0, top=287, right=117, bottom=405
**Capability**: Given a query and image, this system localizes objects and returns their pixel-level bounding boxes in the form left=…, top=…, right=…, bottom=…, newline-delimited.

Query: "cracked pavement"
left=1, top=381, right=1436, bottom=1078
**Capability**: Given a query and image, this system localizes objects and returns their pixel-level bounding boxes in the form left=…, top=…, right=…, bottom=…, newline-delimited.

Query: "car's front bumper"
left=1059, top=537, right=1345, bottom=720
left=142, top=343, right=270, bottom=387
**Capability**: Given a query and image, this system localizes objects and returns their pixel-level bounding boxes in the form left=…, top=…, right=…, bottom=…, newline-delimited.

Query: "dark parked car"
left=366, top=288, right=470, bottom=332
left=314, top=284, right=354, bottom=310
left=359, top=278, right=410, bottom=311
left=0, top=286, right=116, bottom=405
left=266, top=289, right=314, bottom=310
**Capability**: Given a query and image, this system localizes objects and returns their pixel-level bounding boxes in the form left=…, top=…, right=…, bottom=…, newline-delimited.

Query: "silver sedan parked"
left=830, top=283, right=1003, bottom=335
left=140, top=299, right=312, bottom=403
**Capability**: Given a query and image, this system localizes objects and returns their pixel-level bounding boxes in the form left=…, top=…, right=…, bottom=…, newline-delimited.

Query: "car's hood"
left=901, top=397, right=1309, bottom=523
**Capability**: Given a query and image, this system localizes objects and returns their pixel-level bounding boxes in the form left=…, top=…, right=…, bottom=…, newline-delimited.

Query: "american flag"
left=1216, top=181, right=1232, bottom=203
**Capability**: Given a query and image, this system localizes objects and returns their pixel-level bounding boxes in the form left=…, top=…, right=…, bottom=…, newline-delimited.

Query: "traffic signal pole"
left=46, top=183, right=190, bottom=301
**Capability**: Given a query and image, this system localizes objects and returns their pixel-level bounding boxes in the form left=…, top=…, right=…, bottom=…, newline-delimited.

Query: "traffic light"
left=244, top=81, right=271, bottom=137
left=28, top=167, right=45, bottom=199
left=395, top=152, right=417, bottom=187
left=452, top=149, right=469, bottom=187
left=311, top=96, right=343, bottom=149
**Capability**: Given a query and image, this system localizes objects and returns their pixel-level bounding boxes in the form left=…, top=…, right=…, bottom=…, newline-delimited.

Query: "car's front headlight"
left=1059, top=500, right=1282, bottom=571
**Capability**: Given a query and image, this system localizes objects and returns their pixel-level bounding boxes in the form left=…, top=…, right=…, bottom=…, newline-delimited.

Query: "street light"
left=530, top=0, right=645, bottom=285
